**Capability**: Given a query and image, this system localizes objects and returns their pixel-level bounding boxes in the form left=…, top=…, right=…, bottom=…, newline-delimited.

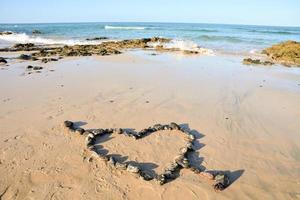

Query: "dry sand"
left=0, top=50, right=300, bottom=200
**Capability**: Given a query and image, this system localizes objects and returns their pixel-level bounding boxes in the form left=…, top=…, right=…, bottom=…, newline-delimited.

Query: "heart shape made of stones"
left=63, top=121, right=230, bottom=191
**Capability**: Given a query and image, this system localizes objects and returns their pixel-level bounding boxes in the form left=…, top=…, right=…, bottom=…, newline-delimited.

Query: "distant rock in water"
left=0, top=57, right=7, bottom=64
left=32, top=30, right=42, bottom=34
left=262, top=40, right=300, bottom=67
left=243, top=58, right=274, bottom=66
left=14, top=43, right=35, bottom=49
left=86, top=37, right=109, bottom=41
left=0, top=31, right=13, bottom=35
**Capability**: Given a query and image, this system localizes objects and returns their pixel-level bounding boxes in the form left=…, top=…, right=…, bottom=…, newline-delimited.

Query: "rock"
left=113, top=128, right=123, bottom=134
left=186, top=142, right=194, bottom=151
left=139, top=171, right=153, bottom=181
left=156, top=174, right=166, bottom=185
left=169, top=122, right=180, bottom=130
left=64, top=120, right=73, bottom=128
left=176, top=156, right=189, bottom=168
left=165, top=162, right=180, bottom=172
left=86, top=37, right=109, bottom=41
left=0, top=57, right=7, bottom=64
left=243, top=58, right=274, bottom=66
left=262, top=41, right=300, bottom=66
left=27, top=65, right=33, bottom=69
left=14, top=43, right=35, bottom=49
left=153, top=124, right=163, bottom=131
left=32, top=30, right=42, bottom=34
left=75, top=128, right=85, bottom=135
left=126, top=164, right=140, bottom=173
left=108, top=156, right=116, bottom=166
left=213, top=173, right=230, bottom=191
left=0, top=31, right=13, bottom=35
left=33, top=66, right=43, bottom=70
left=18, top=54, right=32, bottom=60
left=92, top=129, right=106, bottom=136
left=190, top=167, right=201, bottom=174
left=41, top=58, right=58, bottom=63
left=115, top=162, right=127, bottom=170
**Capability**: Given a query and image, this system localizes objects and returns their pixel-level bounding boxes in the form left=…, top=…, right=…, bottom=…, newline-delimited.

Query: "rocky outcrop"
left=262, top=40, right=300, bottom=66
left=243, top=58, right=274, bottom=66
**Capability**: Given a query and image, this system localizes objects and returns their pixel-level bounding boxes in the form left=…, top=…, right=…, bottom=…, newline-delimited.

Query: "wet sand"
left=0, top=51, right=300, bottom=199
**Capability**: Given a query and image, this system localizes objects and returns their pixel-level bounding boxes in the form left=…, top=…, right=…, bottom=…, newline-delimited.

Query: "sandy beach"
left=0, top=49, right=299, bottom=199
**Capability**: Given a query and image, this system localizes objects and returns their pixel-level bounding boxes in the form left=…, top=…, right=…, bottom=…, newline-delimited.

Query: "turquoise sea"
left=0, top=22, right=300, bottom=53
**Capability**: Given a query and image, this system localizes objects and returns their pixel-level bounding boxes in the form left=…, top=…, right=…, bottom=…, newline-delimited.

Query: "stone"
left=27, top=65, right=33, bottom=69
left=18, top=54, right=32, bottom=60
left=108, top=156, right=116, bottom=166
left=243, top=58, right=274, bottom=66
left=0, top=57, right=7, bottom=64
left=169, top=122, right=180, bottom=130
left=75, top=128, right=85, bottom=135
left=214, top=173, right=230, bottom=191
left=41, top=58, right=58, bottom=63
left=115, top=162, right=127, bottom=170
left=139, top=171, right=153, bottom=181
left=126, top=164, right=140, bottom=173
left=64, top=120, right=73, bottom=128
left=113, top=128, right=123, bottom=134
left=33, top=66, right=43, bottom=70
left=0, top=31, right=13, bottom=35
left=92, top=129, right=106, bottom=136
left=156, top=174, right=166, bottom=185
left=153, top=124, right=163, bottom=131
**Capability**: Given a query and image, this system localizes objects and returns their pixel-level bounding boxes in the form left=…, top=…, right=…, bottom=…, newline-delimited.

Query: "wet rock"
left=213, top=173, right=230, bottom=191
left=18, top=54, right=32, bottom=60
left=0, top=57, right=7, bottom=64
left=126, top=164, right=140, bottom=173
left=262, top=40, right=300, bottom=66
left=243, top=58, right=274, bottom=66
left=169, top=122, right=180, bottom=130
left=0, top=31, right=13, bottom=35
left=86, top=37, right=109, bottom=41
left=14, top=43, right=35, bottom=49
left=115, top=162, right=127, bottom=170
left=32, top=30, right=42, bottom=34
left=64, top=120, right=73, bottom=128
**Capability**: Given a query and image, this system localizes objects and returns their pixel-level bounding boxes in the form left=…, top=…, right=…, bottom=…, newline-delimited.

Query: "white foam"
left=105, top=25, right=146, bottom=30
left=149, top=39, right=214, bottom=55
left=0, top=32, right=103, bottom=45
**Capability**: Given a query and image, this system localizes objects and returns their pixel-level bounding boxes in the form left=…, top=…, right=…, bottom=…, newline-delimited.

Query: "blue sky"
left=0, top=0, right=299, bottom=26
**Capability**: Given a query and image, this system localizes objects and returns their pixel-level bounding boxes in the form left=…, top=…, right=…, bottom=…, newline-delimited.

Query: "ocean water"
left=0, top=22, right=300, bottom=54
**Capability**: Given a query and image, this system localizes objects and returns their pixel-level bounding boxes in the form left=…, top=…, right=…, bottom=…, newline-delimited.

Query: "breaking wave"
left=149, top=39, right=214, bottom=55
left=105, top=25, right=146, bottom=30
left=0, top=32, right=103, bottom=45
